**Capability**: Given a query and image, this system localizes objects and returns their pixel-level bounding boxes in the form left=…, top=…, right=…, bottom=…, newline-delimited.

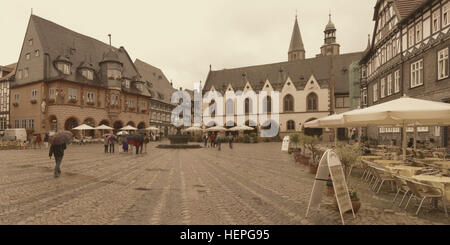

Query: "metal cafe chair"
left=392, top=175, right=412, bottom=208
left=371, top=166, right=395, bottom=193
left=404, top=179, right=448, bottom=217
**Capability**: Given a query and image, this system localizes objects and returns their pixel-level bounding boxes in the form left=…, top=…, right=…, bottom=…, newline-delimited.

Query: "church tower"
left=320, top=14, right=340, bottom=56
left=288, top=15, right=305, bottom=61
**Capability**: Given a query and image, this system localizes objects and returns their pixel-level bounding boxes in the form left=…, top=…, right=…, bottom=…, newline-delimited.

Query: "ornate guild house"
left=9, top=15, right=175, bottom=137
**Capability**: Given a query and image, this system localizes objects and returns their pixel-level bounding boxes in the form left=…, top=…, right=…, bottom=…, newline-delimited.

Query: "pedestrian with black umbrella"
left=49, top=131, right=72, bottom=178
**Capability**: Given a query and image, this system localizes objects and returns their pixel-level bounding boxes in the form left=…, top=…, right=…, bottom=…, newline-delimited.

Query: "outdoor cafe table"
left=421, top=158, right=444, bottom=163
left=433, top=161, right=450, bottom=169
left=412, top=175, right=450, bottom=202
left=374, top=160, right=406, bottom=167
left=361, top=155, right=383, bottom=160
left=385, top=166, right=425, bottom=177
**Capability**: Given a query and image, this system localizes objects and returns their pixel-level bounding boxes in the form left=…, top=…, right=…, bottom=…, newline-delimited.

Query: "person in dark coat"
left=104, top=136, right=109, bottom=154
left=49, top=143, right=67, bottom=178
left=44, top=133, right=49, bottom=149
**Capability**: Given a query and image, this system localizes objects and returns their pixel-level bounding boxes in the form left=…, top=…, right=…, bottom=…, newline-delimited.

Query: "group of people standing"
left=203, top=133, right=234, bottom=151
left=29, top=133, right=50, bottom=149
left=103, top=134, right=150, bottom=155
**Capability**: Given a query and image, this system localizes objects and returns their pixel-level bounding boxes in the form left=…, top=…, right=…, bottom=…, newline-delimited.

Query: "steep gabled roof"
left=394, top=0, right=429, bottom=22
left=29, top=14, right=140, bottom=82
left=288, top=17, right=305, bottom=53
left=204, top=52, right=364, bottom=95
left=134, top=59, right=176, bottom=104
left=0, top=63, right=17, bottom=82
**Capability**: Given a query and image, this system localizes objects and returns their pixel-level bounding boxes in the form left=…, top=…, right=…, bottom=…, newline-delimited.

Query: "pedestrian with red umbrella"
left=49, top=131, right=72, bottom=178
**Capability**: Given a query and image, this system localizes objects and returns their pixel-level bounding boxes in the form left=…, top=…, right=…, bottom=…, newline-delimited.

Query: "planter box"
left=30, top=99, right=37, bottom=104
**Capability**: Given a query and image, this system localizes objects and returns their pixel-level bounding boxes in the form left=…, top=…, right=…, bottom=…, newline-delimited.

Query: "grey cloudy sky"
left=1, top=0, right=376, bottom=90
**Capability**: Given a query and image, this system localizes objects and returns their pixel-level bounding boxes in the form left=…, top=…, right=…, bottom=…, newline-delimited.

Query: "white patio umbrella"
left=95, top=124, right=113, bottom=130
left=184, top=126, right=203, bottom=132
left=120, top=125, right=138, bottom=131
left=117, top=131, right=129, bottom=136
left=73, top=124, right=95, bottom=140
left=343, top=96, right=450, bottom=160
left=95, top=124, right=114, bottom=138
left=146, top=126, right=160, bottom=131
left=206, top=126, right=228, bottom=132
left=229, top=125, right=255, bottom=131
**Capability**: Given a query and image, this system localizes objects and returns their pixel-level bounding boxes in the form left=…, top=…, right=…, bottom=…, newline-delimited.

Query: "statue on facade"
left=41, top=101, right=46, bottom=113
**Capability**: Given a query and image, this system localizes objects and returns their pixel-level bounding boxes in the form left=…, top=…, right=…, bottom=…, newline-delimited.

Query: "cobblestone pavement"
left=0, top=142, right=449, bottom=225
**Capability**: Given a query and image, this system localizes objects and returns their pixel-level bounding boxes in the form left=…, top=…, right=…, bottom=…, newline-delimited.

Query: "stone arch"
left=64, top=117, right=80, bottom=137
left=48, top=115, right=58, bottom=132
left=113, top=121, right=124, bottom=131
left=99, top=119, right=110, bottom=126
left=126, top=121, right=136, bottom=127
left=83, top=118, right=96, bottom=137
left=137, top=122, right=146, bottom=129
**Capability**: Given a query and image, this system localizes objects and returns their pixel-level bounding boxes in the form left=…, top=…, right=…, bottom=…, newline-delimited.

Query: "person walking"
left=108, top=136, right=115, bottom=154
left=49, top=143, right=67, bottom=178
left=210, top=133, right=216, bottom=148
left=217, top=133, right=222, bottom=151
left=203, top=134, right=208, bottom=147
left=104, top=135, right=109, bottom=154
left=227, top=133, right=234, bottom=149
left=122, top=136, right=129, bottom=153
left=44, top=133, right=49, bottom=149
left=32, top=135, right=37, bottom=149
left=36, top=134, right=42, bottom=149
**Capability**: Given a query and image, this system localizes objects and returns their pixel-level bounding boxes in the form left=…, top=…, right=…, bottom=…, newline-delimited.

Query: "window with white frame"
left=387, top=42, right=392, bottom=61
left=31, top=90, right=37, bottom=100
left=49, top=88, right=56, bottom=99
left=35, top=50, right=40, bottom=57
left=140, top=101, right=146, bottom=110
left=26, top=53, right=30, bottom=60
left=411, top=59, right=423, bottom=88
left=107, top=69, right=121, bottom=80
left=444, top=3, right=450, bottom=27
left=409, top=28, right=415, bottom=47
left=381, top=78, right=386, bottom=98
left=129, top=99, right=135, bottom=108
left=57, top=63, right=71, bottom=75
left=24, top=68, right=29, bottom=78
left=28, top=39, right=33, bottom=46
left=82, top=69, right=94, bottom=80
left=438, top=48, right=449, bottom=80
left=392, top=39, right=397, bottom=56
left=407, top=127, right=429, bottom=132
left=14, top=120, right=19, bottom=128
left=387, top=74, right=393, bottom=96
left=87, top=91, right=95, bottom=103
left=68, top=88, right=78, bottom=100
left=21, top=120, right=27, bottom=128
left=28, top=119, right=34, bottom=129
left=373, top=83, right=378, bottom=102
left=433, top=10, right=441, bottom=33
left=124, top=79, right=130, bottom=89
left=416, top=22, right=422, bottom=42
left=394, top=70, right=400, bottom=93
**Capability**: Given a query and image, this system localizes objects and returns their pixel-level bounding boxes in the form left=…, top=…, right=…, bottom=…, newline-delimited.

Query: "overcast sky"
left=1, top=0, right=376, bottom=90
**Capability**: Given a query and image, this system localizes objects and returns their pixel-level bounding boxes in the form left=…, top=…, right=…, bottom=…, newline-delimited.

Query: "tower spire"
left=288, top=13, right=305, bottom=61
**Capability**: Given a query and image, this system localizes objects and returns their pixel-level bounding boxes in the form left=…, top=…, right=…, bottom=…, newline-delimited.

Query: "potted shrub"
left=243, top=134, right=250, bottom=143
left=289, top=134, right=301, bottom=154
left=30, top=99, right=37, bottom=104
left=48, top=98, right=56, bottom=104
left=335, top=143, right=363, bottom=179
left=68, top=98, right=78, bottom=104
left=12, top=102, right=19, bottom=107
left=334, top=187, right=361, bottom=214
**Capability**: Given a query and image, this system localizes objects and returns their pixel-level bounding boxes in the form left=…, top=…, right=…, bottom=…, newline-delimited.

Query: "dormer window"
left=107, top=69, right=121, bottom=80
left=57, top=63, right=71, bottom=75
left=81, top=69, right=94, bottom=80
left=124, top=79, right=130, bottom=89
left=28, top=39, right=33, bottom=46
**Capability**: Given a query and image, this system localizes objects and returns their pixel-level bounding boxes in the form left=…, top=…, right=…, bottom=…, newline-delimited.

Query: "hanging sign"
left=305, top=149, right=355, bottom=225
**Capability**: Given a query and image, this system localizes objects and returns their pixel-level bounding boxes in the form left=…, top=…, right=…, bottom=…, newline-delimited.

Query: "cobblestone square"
left=0, top=142, right=449, bottom=225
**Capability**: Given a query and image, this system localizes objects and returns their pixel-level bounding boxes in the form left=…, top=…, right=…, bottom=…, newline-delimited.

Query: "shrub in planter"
left=30, top=99, right=37, bottom=104
left=334, top=187, right=361, bottom=214
left=243, top=134, right=250, bottom=143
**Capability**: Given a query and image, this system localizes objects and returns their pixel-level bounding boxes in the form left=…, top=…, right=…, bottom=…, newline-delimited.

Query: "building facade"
left=203, top=16, right=364, bottom=139
left=360, top=0, right=450, bottom=147
left=0, top=63, right=16, bottom=132
left=10, top=15, right=175, bottom=137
